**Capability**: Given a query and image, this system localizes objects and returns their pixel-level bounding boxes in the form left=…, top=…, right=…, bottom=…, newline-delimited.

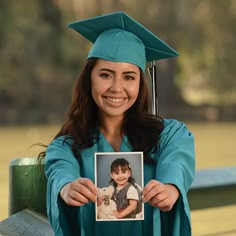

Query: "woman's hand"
left=60, top=178, right=97, bottom=207
left=142, top=180, right=179, bottom=212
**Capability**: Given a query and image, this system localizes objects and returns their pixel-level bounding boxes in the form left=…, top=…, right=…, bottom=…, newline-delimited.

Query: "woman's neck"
left=99, top=115, right=124, bottom=151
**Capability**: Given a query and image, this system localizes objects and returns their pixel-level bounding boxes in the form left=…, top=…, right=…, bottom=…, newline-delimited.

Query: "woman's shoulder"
left=48, top=135, right=73, bottom=147
left=162, top=119, right=189, bottom=135
left=159, top=119, right=194, bottom=145
left=45, top=135, right=77, bottom=163
left=46, top=135, right=74, bottom=157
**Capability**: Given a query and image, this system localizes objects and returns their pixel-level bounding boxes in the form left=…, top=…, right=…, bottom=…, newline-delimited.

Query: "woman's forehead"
left=94, top=58, right=140, bottom=73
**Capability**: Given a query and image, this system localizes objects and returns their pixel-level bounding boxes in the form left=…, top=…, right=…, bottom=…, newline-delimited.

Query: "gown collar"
left=98, top=131, right=132, bottom=152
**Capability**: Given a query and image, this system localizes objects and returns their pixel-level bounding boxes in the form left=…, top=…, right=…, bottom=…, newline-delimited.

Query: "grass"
left=0, top=122, right=236, bottom=235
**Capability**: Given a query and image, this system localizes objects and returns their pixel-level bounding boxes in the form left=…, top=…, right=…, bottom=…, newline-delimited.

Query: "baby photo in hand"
left=95, top=152, right=144, bottom=221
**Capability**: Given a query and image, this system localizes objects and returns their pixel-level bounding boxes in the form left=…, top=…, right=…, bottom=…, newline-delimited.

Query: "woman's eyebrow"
left=99, top=68, right=137, bottom=75
left=99, top=68, right=115, bottom=73
left=123, top=71, right=137, bottom=75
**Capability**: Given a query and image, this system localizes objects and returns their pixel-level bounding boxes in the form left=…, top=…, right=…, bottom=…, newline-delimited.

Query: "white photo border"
left=95, top=151, right=144, bottom=221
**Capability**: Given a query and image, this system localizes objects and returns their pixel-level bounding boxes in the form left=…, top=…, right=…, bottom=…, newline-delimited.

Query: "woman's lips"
left=105, top=96, right=126, bottom=103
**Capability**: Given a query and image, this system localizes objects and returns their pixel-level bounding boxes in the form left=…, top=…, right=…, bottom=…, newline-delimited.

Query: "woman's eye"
left=125, top=75, right=135, bottom=80
left=100, top=73, right=111, bottom=78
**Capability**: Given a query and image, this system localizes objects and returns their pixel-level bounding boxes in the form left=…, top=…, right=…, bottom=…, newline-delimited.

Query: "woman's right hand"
left=60, top=178, right=97, bottom=206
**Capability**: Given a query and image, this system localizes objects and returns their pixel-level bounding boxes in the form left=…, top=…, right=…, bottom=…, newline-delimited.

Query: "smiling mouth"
left=105, top=97, right=126, bottom=103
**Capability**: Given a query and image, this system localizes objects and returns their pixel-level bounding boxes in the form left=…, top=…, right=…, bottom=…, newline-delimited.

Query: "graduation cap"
left=68, top=12, right=179, bottom=115
left=68, top=11, right=178, bottom=72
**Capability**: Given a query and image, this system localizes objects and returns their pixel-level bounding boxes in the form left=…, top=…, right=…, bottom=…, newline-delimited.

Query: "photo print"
left=95, top=152, right=144, bottom=221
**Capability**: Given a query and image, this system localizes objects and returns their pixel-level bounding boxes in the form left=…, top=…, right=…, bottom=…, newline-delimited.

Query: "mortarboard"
left=68, top=11, right=178, bottom=72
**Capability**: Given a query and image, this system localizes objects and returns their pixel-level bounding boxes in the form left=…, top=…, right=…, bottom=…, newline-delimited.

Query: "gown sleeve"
left=154, top=119, right=195, bottom=236
left=44, top=136, right=81, bottom=236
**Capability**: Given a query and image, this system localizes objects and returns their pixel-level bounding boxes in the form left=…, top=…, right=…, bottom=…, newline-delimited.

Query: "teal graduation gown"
left=45, top=119, right=195, bottom=236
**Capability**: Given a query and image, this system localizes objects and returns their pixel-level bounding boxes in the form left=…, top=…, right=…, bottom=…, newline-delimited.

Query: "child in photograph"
left=109, top=158, right=142, bottom=219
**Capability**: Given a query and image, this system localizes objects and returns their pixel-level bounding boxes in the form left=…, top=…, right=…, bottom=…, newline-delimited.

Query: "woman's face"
left=91, top=59, right=140, bottom=119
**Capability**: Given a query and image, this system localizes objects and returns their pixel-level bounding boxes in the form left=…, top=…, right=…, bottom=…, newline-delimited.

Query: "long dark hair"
left=39, top=57, right=164, bottom=164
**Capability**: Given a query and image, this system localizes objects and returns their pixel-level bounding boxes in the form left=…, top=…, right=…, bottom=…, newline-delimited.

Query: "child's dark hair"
left=109, top=158, right=136, bottom=187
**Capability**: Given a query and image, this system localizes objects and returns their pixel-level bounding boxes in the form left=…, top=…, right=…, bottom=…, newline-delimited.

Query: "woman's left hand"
left=142, top=180, right=179, bottom=212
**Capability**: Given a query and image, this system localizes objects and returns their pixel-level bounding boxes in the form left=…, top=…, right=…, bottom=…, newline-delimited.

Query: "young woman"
left=44, top=12, right=195, bottom=236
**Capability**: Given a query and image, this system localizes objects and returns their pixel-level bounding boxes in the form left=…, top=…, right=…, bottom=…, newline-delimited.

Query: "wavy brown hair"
left=40, top=58, right=164, bottom=164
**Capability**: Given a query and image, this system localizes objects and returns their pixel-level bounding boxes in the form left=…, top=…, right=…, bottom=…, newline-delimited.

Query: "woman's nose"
left=109, top=77, right=122, bottom=92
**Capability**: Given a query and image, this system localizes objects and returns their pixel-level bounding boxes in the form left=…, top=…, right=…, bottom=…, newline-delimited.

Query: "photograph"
left=95, top=152, right=144, bottom=221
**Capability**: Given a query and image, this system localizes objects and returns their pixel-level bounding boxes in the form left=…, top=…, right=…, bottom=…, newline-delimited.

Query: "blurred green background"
left=1, top=0, right=236, bottom=124
left=0, top=1, right=236, bottom=235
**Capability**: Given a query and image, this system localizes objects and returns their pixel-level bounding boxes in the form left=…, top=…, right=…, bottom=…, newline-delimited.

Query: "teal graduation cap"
left=68, top=11, right=178, bottom=72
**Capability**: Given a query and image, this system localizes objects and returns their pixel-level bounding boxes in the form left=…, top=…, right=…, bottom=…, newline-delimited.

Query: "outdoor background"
left=0, top=1, right=236, bottom=235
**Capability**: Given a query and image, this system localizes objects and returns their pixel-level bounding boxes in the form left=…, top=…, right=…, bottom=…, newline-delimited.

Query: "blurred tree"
left=0, top=0, right=235, bottom=124
left=0, top=1, right=78, bottom=123
left=176, top=0, right=236, bottom=105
